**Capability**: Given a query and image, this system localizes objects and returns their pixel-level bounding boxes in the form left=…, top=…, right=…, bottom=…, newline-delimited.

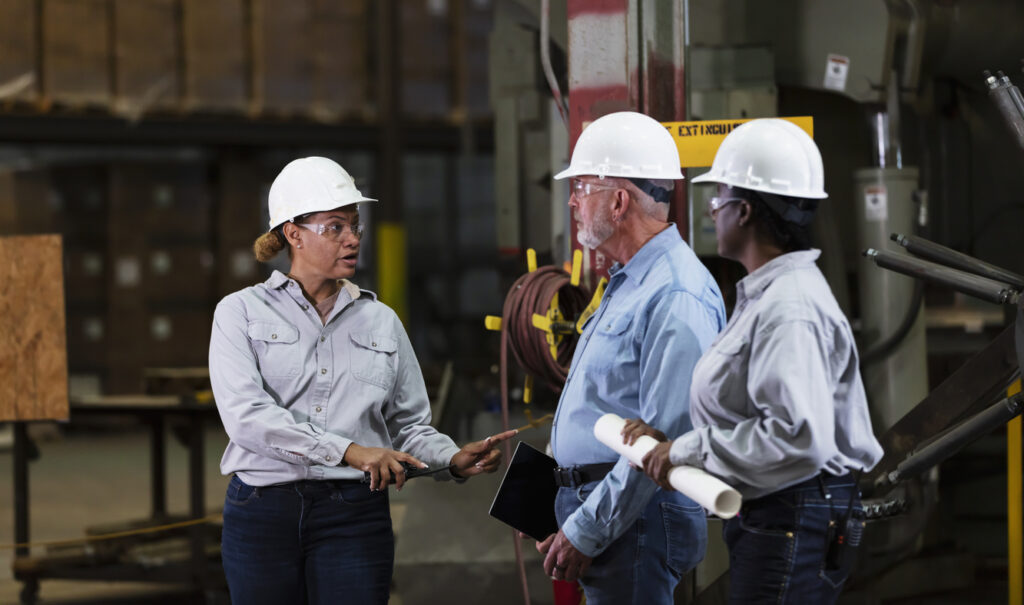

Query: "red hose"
left=498, top=265, right=590, bottom=605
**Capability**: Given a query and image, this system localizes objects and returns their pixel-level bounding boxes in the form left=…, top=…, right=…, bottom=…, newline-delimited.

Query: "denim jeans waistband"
left=747, top=472, right=858, bottom=507
left=261, top=478, right=365, bottom=491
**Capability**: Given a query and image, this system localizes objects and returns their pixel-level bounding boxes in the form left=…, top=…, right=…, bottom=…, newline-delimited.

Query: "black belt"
left=553, top=462, right=617, bottom=488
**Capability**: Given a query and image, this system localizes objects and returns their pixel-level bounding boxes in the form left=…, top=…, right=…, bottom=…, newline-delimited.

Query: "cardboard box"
left=401, top=0, right=451, bottom=119
left=142, top=308, right=214, bottom=367
left=143, top=244, right=216, bottom=303
left=0, top=171, right=17, bottom=235
left=113, top=0, right=180, bottom=115
left=50, top=165, right=108, bottom=247
left=311, top=0, right=368, bottom=120
left=7, top=168, right=56, bottom=234
left=66, top=313, right=107, bottom=372
left=181, top=0, right=247, bottom=112
left=250, top=0, right=314, bottom=116
left=64, top=247, right=107, bottom=305
left=43, top=0, right=112, bottom=107
left=216, top=158, right=268, bottom=296
left=0, top=0, right=39, bottom=104
left=108, top=162, right=213, bottom=243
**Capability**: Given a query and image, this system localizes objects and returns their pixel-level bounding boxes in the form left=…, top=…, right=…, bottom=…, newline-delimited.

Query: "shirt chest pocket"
left=350, top=332, right=398, bottom=390
left=247, top=321, right=300, bottom=377
left=583, top=312, right=633, bottom=370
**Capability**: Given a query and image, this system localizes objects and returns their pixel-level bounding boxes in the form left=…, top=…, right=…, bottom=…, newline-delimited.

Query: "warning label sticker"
left=864, top=185, right=888, bottom=222
left=661, top=116, right=814, bottom=168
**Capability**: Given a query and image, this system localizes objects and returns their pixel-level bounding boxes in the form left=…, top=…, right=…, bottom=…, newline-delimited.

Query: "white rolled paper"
left=593, top=413, right=742, bottom=519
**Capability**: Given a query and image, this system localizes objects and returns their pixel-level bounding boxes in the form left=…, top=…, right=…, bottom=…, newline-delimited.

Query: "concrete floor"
left=0, top=411, right=554, bottom=604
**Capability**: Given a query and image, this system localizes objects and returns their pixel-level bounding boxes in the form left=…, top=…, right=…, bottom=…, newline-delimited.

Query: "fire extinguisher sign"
left=864, top=185, right=888, bottom=222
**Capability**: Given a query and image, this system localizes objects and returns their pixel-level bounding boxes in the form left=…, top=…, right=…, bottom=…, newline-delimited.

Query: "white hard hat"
left=554, top=111, right=683, bottom=180
left=267, top=157, right=376, bottom=230
left=691, top=119, right=827, bottom=199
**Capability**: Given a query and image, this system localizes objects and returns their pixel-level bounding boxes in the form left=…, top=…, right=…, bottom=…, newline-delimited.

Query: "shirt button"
left=315, top=406, right=322, bottom=412
left=320, top=336, right=326, bottom=342
left=302, top=304, right=309, bottom=310
left=326, top=456, right=332, bottom=462
left=321, top=368, right=327, bottom=375
left=271, top=334, right=277, bottom=339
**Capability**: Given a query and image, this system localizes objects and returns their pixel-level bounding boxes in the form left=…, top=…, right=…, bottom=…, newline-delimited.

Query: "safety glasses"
left=298, top=222, right=365, bottom=241
left=707, top=197, right=744, bottom=218
left=571, top=179, right=620, bottom=198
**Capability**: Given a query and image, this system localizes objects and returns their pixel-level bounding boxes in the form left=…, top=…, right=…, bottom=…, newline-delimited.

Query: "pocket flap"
left=247, top=321, right=299, bottom=344
left=350, top=332, right=398, bottom=354
left=596, top=313, right=632, bottom=336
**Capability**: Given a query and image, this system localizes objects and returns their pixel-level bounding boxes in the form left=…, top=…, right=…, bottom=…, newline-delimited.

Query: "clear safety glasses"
left=570, top=179, right=620, bottom=198
left=298, top=222, right=365, bottom=241
left=707, top=196, right=744, bottom=218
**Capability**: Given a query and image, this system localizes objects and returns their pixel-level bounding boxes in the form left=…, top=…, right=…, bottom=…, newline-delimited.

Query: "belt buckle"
left=554, top=466, right=583, bottom=487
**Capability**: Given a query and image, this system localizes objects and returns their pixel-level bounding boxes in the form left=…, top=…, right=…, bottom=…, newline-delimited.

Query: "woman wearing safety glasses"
left=622, top=120, right=883, bottom=603
left=209, top=156, right=515, bottom=604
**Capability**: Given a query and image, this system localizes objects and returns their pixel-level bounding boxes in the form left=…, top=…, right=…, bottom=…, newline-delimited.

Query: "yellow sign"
left=662, top=116, right=814, bottom=168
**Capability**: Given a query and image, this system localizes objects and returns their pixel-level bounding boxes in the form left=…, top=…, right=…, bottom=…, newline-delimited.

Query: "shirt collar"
left=266, top=270, right=291, bottom=289
left=608, top=224, right=682, bottom=286
left=265, top=270, right=369, bottom=301
left=736, top=249, right=821, bottom=302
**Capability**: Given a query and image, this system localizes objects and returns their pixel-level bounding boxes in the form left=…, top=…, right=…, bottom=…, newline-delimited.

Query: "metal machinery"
left=490, top=0, right=1024, bottom=602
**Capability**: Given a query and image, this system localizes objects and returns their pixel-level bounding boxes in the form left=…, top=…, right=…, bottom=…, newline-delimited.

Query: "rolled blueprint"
left=593, top=413, right=742, bottom=519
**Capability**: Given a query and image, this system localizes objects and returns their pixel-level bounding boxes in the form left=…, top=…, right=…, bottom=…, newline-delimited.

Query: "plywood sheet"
left=0, top=235, right=70, bottom=421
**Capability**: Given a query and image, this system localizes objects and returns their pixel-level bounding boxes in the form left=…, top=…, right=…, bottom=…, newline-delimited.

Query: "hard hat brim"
left=268, top=197, right=377, bottom=231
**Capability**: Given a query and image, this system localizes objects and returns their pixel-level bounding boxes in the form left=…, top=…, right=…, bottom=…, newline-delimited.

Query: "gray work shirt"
left=209, top=270, right=460, bottom=486
left=669, top=250, right=883, bottom=499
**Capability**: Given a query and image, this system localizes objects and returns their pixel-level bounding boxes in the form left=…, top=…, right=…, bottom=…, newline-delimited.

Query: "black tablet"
left=488, top=441, right=559, bottom=541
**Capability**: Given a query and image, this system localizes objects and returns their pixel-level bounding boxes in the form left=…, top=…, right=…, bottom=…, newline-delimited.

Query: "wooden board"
left=0, top=234, right=70, bottom=421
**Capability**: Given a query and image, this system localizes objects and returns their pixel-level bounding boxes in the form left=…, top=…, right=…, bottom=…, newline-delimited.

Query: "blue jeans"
left=724, top=474, right=864, bottom=604
left=555, top=483, right=707, bottom=604
left=221, top=475, right=394, bottom=605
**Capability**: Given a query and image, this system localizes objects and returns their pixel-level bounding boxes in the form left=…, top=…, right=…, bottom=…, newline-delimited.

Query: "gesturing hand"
left=449, top=429, right=518, bottom=477
left=343, top=443, right=426, bottom=491
left=641, top=440, right=676, bottom=490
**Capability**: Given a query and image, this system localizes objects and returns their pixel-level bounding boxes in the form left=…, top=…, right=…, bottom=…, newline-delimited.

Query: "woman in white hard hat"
left=622, top=119, right=883, bottom=603
left=209, top=156, right=515, bottom=605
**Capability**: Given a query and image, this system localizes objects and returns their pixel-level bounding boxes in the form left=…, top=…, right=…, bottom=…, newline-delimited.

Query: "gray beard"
left=577, top=216, right=614, bottom=249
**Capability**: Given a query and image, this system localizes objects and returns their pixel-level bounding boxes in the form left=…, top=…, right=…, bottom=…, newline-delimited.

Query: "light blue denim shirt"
left=551, top=226, right=726, bottom=556
left=669, top=250, right=883, bottom=499
left=209, top=270, right=460, bottom=486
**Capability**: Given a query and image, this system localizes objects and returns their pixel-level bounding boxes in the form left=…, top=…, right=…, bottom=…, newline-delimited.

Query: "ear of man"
left=612, top=188, right=632, bottom=222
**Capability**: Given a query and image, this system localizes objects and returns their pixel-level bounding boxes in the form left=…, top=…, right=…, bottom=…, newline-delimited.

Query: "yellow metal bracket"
left=575, top=277, right=608, bottom=334
left=570, top=249, right=582, bottom=286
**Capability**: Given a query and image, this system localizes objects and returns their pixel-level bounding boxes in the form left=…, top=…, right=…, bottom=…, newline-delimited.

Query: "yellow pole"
left=376, top=222, right=408, bottom=325
left=1009, top=378, right=1022, bottom=605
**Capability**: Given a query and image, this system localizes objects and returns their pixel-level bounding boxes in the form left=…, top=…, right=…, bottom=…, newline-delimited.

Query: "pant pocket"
left=225, top=475, right=261, bottom=507
left=724, top=515, right=797, bottom=603
left=818, top=508, right=865, bottom=590
left=661, top=502, right=707, bottom=575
